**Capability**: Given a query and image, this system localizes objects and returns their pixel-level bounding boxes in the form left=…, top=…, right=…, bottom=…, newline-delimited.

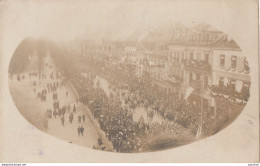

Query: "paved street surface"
left=9, top=53, right=112, bottom=150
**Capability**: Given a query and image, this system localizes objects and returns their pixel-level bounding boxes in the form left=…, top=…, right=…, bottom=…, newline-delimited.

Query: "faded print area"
left=8, top=21, right=251, bottom=153
left=6, top=5, right=250, bottom=153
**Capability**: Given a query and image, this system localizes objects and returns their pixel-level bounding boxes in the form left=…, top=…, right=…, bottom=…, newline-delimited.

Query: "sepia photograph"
left=0, top=0, right=258, bottom=163
left=8, top=22, right=251, bottom=153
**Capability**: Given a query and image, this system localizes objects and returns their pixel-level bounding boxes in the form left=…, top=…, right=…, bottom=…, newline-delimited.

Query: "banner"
left=184, top=87, right=194, bottom=100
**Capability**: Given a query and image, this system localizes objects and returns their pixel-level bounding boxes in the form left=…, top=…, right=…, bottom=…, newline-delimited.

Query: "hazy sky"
left=1, top=0, right=251, bottom=42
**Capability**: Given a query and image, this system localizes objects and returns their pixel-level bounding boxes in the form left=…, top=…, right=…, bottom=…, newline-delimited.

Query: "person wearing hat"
left=77, top=125, right=81, bottom=136
left=80, top=125, right=85, bottom=136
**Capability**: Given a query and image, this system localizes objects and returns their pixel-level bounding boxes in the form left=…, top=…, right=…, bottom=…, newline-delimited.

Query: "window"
left=206, top=33, right=209, bottom=41
left=236, top=80, right=243, bottom=92
left=198, top=52, right=202, bottom=60
left=204, top=76, right=208, bottom=89
left=194, top=33, right=197, bottom=41
left=196, top=73, right=200, bottom=80
left=177, top=52, right=180, bottom=61
left=192, top=33, right=195, bottom=41
left=180, top=52, right=184, bottom=61
left=231, top=56, right=237, bottom=69
left=190, top=52, right=193, bottom=60
left=229, top=79, right=236, bottom=91
left=204, top=54, right=209, bottom=63
left=243, top=57, right=250, bottom=72
left=189, top=72, right=193, bottom=83
left=220, top=55, right=225, bottom=67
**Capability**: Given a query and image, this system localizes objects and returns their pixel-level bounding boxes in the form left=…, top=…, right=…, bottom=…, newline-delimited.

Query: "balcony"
left=182, top=59, right=211, bottom=72
left=209, top=84, right=250, bottom=106
left=217, top=58, right=250, bottom=75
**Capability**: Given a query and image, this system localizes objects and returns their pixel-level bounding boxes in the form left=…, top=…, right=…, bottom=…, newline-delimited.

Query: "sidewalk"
left=9, top=53, right=114, bottom=151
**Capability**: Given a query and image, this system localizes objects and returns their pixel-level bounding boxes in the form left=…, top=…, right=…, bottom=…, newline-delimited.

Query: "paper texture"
left=0, top=0, right=258, bottom=162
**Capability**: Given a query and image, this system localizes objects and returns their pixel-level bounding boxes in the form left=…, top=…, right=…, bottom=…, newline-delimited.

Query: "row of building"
left=64, top=23, right=251, bottom=123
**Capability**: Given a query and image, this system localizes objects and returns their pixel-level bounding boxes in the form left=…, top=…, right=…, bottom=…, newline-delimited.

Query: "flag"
left=184, top=87, right=194, bottom=100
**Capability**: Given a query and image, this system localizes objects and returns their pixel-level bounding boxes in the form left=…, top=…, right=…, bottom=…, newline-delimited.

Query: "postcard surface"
left=0, top=0, right=258, bottom=163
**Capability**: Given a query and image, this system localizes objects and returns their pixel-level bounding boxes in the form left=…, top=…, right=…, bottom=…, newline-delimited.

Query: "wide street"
left=9, top=53, right=113, bottom=151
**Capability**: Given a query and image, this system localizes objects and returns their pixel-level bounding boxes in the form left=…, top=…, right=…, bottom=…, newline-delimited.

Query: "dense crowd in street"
left=71, top=73, right=145, bottom=152
left=13, top=57, right=216, bottom=152
left=67, top=60, right=216, bottom=152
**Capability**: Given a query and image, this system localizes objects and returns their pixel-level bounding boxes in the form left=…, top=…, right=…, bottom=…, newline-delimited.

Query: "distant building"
left=210, top=36, right=250, bottom=124
left=168, top=29, right=250, bottom=125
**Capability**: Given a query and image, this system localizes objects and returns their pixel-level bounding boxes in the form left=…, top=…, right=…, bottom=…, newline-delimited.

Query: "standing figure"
left=98, top=137, right=103, bottom=147
left=49, top=109, right=52, bottom=118
left=69, top=113, right=74, bottom=123
left=77, top=125, right=81, bottom=136
left=61, top=116, right=65, bottom=126
left=80, top=125, right=84, bottom=136
left=53, top=109, right=57, bottom=118
left=73, top=104, right=76, bottom=113
left=62, top=106, right=66, bottom=116
left=57, top=101, right=59, bottom=109
left=17, top=74, right=20, bottom=81
left=53, top=101, right=56, bottom=110
left=82, top=114, right=85, bottom=123
left=78, top=115, right=81, bottom=123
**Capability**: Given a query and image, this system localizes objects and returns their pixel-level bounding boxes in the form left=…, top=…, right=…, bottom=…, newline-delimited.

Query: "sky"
left=0, top=0, right=254, bottom=43
left=0, top=0, right=224, bottom=42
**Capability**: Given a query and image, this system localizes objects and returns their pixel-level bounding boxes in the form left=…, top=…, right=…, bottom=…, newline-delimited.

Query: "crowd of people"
left=67, top=59, right=216, bottom=152
left=13, top=56, right=213, bottom=152
left=71, top=73, right=145, bottom=152
left=15, top=58, right=216, bottom=152
left=95, top=62, right=215, bottom=136
left=41, top=73, right=87, bottom=136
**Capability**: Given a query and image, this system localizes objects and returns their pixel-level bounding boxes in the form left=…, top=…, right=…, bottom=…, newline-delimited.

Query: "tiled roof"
left=192, top=22, right=220, bottom=32
left=209, top=35, right=241, bottom=50
left=141, top=25, right=173, bottom=43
